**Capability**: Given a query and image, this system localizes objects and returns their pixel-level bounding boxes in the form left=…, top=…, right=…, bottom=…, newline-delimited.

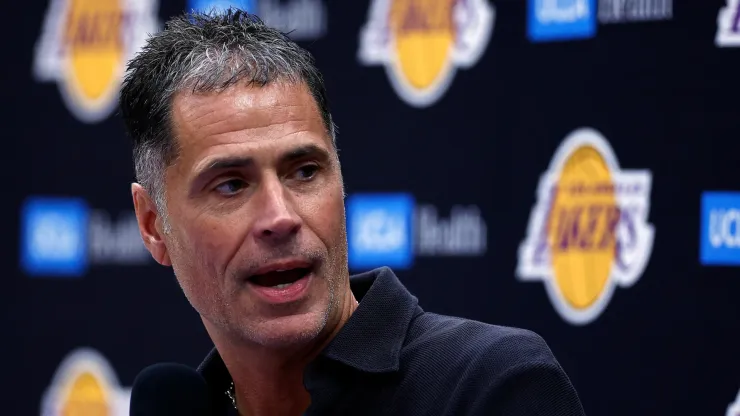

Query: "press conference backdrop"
left=6, top=0, right=740, bottom=414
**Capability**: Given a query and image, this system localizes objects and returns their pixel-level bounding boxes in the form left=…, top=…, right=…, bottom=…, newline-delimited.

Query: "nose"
left=252, top=178, right=302, bottom=244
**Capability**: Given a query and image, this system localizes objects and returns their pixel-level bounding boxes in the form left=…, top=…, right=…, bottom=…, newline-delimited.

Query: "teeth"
left=274, top=283, right=293, bottom=289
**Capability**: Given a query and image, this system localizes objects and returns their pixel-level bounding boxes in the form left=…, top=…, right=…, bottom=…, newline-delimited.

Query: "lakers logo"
left=40, top=348, right=130, bottom=415
left=358, top=0, right=494, bottom=107
left=517, top=128, right=655, bottom=325
left=33, top=0, right=159, bottom=123
left=729, top=389, right=740, bottom=416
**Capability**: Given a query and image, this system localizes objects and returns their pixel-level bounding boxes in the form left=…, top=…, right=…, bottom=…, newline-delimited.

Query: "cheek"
left=171, top=219, right=242, bottom=281
left=310, top=185, right=347, bottom=248
left=167, top=222, right=238, bottom=314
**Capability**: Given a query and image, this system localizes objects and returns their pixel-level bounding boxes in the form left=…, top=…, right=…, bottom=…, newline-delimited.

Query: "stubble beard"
left=236, top=285, right=336, bottom=350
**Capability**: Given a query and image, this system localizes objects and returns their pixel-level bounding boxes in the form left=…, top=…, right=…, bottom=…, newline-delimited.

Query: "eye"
left=214, top=179, right=247, bottom=196
left=294, top=164, right=319, bottom=181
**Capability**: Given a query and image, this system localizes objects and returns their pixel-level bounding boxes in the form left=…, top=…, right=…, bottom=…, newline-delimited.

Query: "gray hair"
left=119, top=9, right=336, bottom=224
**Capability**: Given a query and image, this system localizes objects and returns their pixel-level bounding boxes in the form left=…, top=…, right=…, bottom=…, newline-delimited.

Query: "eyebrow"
left=279, top=144, right=331, bottom=165
left=192, top=144, right=332, bottom=183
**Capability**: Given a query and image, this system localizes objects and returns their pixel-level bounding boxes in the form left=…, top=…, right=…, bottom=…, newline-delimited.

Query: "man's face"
left=157, top=82, right=348, bottom=348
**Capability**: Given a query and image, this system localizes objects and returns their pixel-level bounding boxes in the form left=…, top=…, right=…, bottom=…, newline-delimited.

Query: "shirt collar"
left=319, top=266, right=419, bottom=372
left=198, top=266, right=420, bottom=381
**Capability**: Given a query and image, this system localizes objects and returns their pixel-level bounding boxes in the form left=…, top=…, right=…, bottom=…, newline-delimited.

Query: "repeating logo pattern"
left=358, top=0, right=495, bottom=107
left=32, top=0, right=160, bottom=123
left=517, top=128, right=655, bottom=325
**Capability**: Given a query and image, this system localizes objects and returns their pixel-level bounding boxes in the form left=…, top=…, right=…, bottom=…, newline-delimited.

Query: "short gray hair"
left=119, top=9, right=336, bottom=218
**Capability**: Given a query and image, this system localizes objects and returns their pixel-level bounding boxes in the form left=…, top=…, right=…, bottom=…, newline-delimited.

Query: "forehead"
left=170, top=82, right=329, bottom=168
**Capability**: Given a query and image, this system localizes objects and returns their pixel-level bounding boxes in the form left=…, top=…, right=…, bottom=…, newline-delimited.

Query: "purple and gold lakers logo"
left=716, top=0, right=740, bottom=46
left=358, top=0, right=494, bottom=107
left=517, top=128, right=655, bottom=325
left=40, top=348, right=130, bottom=416
left=32, top=0, right=159, bottom=123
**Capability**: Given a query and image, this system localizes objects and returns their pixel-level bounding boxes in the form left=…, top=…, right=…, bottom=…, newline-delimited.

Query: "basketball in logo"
left=517, top=128, right=655, bottom=325
left=33, top=0, right=160, bottom=123
left=358, top=0, right=495, bottom=107
left=40, top=348, right=130, bottom=416
left=60, top=371, right=109, bottom=415
left=548, top=145, right=618, bottom=311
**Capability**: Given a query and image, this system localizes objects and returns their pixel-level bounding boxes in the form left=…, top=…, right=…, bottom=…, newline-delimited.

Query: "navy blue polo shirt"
left=197, top=267, right=586, bottom=415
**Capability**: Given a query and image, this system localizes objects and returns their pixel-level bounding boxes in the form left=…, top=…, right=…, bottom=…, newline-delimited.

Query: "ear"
left=132, top=183, right=172, bottom=266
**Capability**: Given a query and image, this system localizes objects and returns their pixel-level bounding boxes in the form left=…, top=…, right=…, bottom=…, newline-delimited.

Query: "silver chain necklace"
left=226, top=381, right=238, bottom=411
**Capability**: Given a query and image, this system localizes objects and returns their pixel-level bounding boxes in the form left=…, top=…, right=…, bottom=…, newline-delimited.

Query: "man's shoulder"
left=391, top=313, right=584, bottom=415
left=402, top=312, right=558, bottom=376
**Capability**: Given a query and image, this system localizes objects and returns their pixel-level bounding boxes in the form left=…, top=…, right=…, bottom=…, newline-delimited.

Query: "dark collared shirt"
left=198, top=267, right=586, bottom=415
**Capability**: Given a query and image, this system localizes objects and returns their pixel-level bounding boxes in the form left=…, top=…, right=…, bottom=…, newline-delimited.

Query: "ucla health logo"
left=347, top=194, right=415, bottom=270
left=700, top=192, right=740, bottom=265
left=188, top=0, right=326, bottom=40
left=32, top=0, right=160, bottom=123
left=21, top=197, right=89, bottom=277
left=358, top=0, right=495, bottom=107
left=20, top=196, right=150, bottom=277
left=517, top=128, right=654, bottom=325
left=528, top=0, right=596, bottom=42
left=346, top=193, right=487, bottom=270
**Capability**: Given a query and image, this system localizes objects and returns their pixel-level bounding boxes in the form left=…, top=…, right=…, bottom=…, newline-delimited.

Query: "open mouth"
left=248, top=268, right=311, bottom=289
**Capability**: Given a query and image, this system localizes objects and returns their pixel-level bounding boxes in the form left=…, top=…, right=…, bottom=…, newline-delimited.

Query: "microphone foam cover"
left=130, top=362, right=212, bottom=416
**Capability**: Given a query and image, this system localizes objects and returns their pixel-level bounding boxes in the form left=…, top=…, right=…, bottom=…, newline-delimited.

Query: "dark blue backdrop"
left=6, top=0, right=740, bottom=415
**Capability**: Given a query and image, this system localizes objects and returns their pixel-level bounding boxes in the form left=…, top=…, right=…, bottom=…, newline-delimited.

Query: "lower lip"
left=247, top=272, right=312, bottom=304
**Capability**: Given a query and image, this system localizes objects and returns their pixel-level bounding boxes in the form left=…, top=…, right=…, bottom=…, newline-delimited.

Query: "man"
left=120, top=9, right=586, bottom=416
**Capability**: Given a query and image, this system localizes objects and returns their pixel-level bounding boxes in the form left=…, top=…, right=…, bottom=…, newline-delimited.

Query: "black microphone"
left=130, top=362, right=212, bottom=416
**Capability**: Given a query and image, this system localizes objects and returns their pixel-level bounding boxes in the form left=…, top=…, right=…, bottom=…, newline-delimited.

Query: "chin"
left=243, top=310, right=329, bottom=349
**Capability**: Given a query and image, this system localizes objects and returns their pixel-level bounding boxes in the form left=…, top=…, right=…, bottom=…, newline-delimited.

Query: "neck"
left=231, top=359, right=309, bottom=416
left=209, top=288, right=358, bottom=416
